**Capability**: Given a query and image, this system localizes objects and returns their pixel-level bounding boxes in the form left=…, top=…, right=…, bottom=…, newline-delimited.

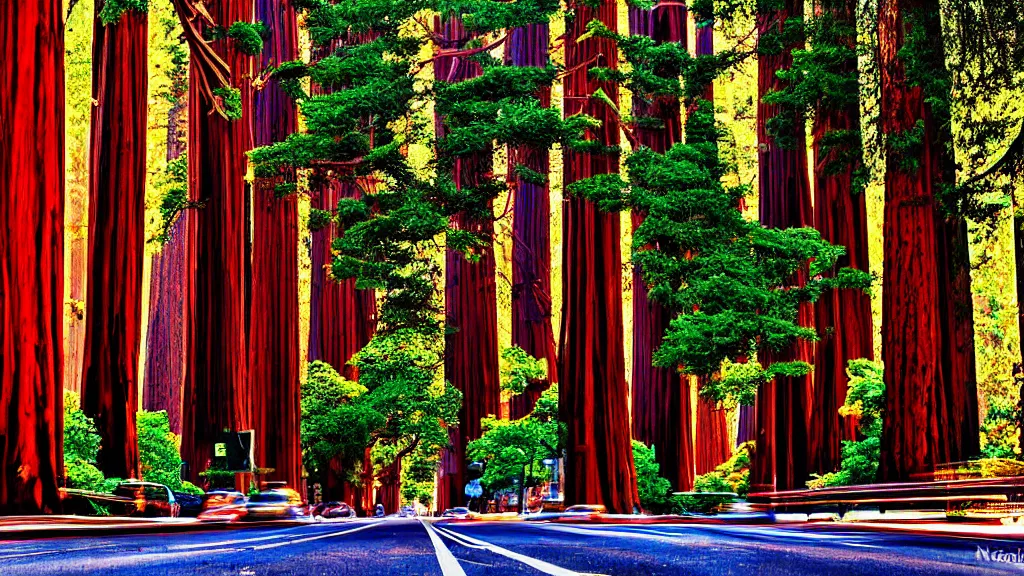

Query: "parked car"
left=311, top=501, right=356, bottom=519
left=399, top=505, right=417, bottom=518
left=245, top=489, right=306, bottom=520
left=440, top=507, right=472, bottom=519
left=197, top=491, right=248, bottom=522
left=112, top=481, right=180, bottom=518
left=174, top=492, right=205, bottom=518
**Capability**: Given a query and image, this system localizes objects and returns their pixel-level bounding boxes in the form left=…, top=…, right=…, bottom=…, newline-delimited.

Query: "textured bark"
left=376, top=459, right=401, bottom=515
left=507, top=23, right=559, bottom=420
left=143, top=70, right=188, bottom=435
left=878, top=0, right=979, bottom=481
left=809, top=0, right=874, bottom=475
left=560, top=1, right=639, bottom=514
left=252, top=0, right=302, bottom=493
left=181, top=0, right=254, bottom=477
left=0, top=0, right=65, bottom=514
left=65, top=202, right=87, bottom=397
left=80, top=6, right=148, bottom=480
left=628, top=2, right=695, bottom=492
left=434, top=16, right=501, bottom=512
left=752, top=0, right=816, bottom=492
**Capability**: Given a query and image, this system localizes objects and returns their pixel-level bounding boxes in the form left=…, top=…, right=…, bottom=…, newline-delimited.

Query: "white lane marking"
left=167, top=524, right=326, bottom=550
left=249, top=520, right=384, bottom=550
left=435, top=525, right=593, bottom=576
left=0, top=543, right=117, bottom=561
left=540, top=523, right=881, bottom=549
left=419, top=520, right=467, bottom=576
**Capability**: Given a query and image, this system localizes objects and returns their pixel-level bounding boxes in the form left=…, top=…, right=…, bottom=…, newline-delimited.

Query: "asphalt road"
left=1, top=518, right=1022, bottom=575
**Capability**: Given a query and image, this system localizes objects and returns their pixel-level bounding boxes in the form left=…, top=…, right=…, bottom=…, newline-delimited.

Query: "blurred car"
left=311, top=501, right=356, bottom=519
left=440, top=507, right=471, bottom=519
left=399, top=505, right=417, bottom=518
left=245, top=489, right=306, bottom=520
left=112, top=481, right=180, bottom=518
left=197, top=491, right=248, bottom=522
left=174, top=492, right=204, bottom=518
left=564, top=504, right=607, bottom=516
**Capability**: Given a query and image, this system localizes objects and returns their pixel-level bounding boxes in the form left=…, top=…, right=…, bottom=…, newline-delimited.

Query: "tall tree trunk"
left=691, top=17, right=733, bottom=472
left=306, top=34, right=378, bottom=502
left=507, top=23, right=559, bottom=420
left=252, top=0, right=302, bottom=494
left=628, top=1, right=695, bottom=492
left=80, top=4, right=148, bottom=480
left=752, top=0, right=815, bottom=492
left=561, top=0, right=639, bottom=514
left=878, top=0, right=979, bottom=481
left=66, top=201, right=87, bottom=396
left=376, top=459, right=401, bottom=515
left=143, top=46, right=188, bottom=434
left=0, top=0, right=65, bottom=514
left=435, top=16, right=501, bottom=512
left=181, top=0, right=254, bottom=478
left=809, top=0, right=874, bottom=475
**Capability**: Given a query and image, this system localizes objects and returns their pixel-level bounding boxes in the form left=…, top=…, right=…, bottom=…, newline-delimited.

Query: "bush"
left=63, top=390, right=106, bottom=490
left=980, top=397, right=1020, bottom=459
left=632, top=441, right=673, bottom=514
left=137, top=410, right=191, bottom=490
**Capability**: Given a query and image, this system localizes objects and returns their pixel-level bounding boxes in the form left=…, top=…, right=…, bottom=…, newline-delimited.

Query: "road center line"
left=0, top=543, right=118, bottom=561
left=419, top=520, right=467, bottom=576
left=435, top=525, right=593, bottom=576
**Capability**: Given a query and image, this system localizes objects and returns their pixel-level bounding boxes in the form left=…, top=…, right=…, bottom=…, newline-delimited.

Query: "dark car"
left=112, top=482, right=180, bottom=518
left=198, top=491, right=248, bottom=522
left=245, top=489, right=305, bottom=520
left=311, top=501, right=356, bottom=519
left=441, top=507, right=471, bottom=519
left=174, top=492, right=204, bottom=518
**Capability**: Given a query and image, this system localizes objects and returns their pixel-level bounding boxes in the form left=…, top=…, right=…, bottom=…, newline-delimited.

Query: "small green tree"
left=137, top=410, right=202, bottom=493
left=63, top=390, right=109, bottom=492
left=632, top=441, right=672, bottom=513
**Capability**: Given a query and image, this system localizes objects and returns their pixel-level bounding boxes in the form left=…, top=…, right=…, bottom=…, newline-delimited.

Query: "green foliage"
left=401, top=449, right=438, bottom=507
left=980, top=397, right=1021, bottom=459
left=808, top=360, right=884, bottom=488
left=62, top=391, right=113, bottom=492
left=137, top=410, right=193, bottom=492
left=300, top=361, right=380, bottom=483
left=468, top=386, right=560, bottom=493
left=152, top=153, right=194, bottom=244
left=632, top=441, right=673, bottom=513
left=226, top=22, right=266, bottom=56
left=213, top=87, right=243, bottom=121
left=575, top=99, right=871, bottom=403
left=500, top=347, right=548, bottom=395
left=99, top=0, right=148, bottom=25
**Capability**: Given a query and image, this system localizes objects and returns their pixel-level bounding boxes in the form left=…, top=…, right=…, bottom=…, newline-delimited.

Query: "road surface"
left=0, top=518, right=1021, bottom=575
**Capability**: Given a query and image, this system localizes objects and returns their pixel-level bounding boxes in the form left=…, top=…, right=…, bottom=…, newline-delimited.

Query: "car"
left=245, top=489, right=306, bottom=520
left=564, top=504, right=607, bottom=516
left=311, top=501, right=356, bottom=519
left=399, top=505, right=417, bottom=518
left=441, top=506, right=472, bottom=519
left=112, top=481, right=180, bottom=518
left=197, top=491, right=248, bottom=522
left=174, top=492, right=205, bottom=518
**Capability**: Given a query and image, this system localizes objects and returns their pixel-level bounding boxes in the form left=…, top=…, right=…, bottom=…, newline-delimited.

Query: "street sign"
left=214, top=443, right=227, bottom=457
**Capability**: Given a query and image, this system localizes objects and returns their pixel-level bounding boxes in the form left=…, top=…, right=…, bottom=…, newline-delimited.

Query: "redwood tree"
left=435, top=16, right=501, bottom=512
left=808, top=0, right=874, bottom=474
left=80, top=2, right=149, bottom=480
left=561, top=0, right=639, bottom=514
left=878, top=0, right=979, bottom=481
left=251, top=0, right=302, bottom=493
left=692, top=15, right=732, bottom=474
left=628, top=1, right=695, bottom=492
left=0, top=0, right=65, bottom=514
left=752, top=0, right=815, bottom=492
left=180, top=1, right=256, bottom=478
left=507, top=22, right=559, bottom=420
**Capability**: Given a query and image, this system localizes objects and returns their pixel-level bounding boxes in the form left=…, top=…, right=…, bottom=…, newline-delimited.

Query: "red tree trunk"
left=692, top=18, right=733, bottom=472
left=0, top=0, right=65, bottom=514
left=181, top=0, right=254, bottom=478
left=434, top=16, right=501, bottom=512
left=628, top=2, right=695, bottom=492
left=507, top=23, right=559, bottom=420
left=376, top=459, right=401, bottom=515
left=878, top=0, right=979, bottom=481
left=560, top=1, right=639, bottom=514
left=251, top=0, right=302, bottom=493
left=143, top=61, right=188, bottom=435
left=80, top=6, right=148, bottom=480
left=752, top=0, right=815, bottom=492
left=809, top=0, right=874, bottom=475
